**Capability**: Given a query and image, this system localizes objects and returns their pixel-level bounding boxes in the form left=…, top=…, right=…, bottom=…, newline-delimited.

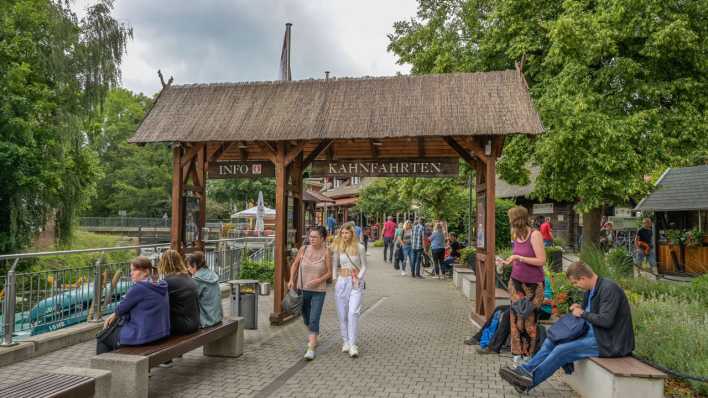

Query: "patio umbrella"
left=255, top=191, right=265, bottom=236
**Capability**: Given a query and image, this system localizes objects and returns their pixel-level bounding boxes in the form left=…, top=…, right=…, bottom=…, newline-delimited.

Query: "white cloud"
left=73, top=0, right=417, bottom=96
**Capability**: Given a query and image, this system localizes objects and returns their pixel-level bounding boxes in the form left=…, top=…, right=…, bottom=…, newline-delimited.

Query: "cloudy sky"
left=74, top=0, right=419, bottom=96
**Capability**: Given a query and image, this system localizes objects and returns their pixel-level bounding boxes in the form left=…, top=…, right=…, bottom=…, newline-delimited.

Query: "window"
left=352, top=177, right=361, bottom=185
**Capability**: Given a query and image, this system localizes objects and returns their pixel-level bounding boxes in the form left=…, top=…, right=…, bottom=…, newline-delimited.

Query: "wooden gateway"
left=129, top=69, right=544, bottom=322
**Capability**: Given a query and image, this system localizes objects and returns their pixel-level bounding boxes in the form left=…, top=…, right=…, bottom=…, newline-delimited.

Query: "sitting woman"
left=186, top=251, right=223, bottom=328
left=159, top=250, right=200, bottom=335
left=96, top=256, right=170, bottom=354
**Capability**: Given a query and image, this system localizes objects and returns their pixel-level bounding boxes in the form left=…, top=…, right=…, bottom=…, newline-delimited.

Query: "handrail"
left=0, top=237, right=272, bottom=261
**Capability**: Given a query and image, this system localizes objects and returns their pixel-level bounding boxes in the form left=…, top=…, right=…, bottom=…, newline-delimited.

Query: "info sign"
left=310, top=158, right=459, bottom=178
left=208, top=161, right=275, bottom=179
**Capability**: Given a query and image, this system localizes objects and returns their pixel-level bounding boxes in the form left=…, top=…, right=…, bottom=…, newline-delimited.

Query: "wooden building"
left=129, top=69, right=544, bottom=322
left=635, top=165, right=708, bottom=274
left=495, top=166, right=579, bottom=246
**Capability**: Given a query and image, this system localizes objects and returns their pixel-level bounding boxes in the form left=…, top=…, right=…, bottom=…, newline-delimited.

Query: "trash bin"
left=228, top=279, right=259, bottom=330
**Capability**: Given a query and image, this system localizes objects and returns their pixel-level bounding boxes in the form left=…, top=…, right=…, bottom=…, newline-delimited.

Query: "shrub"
left=606, top=247, right=634, bottom=277
left=579, top=244, right=611, bottom=278
left=495, top=199, right=514, bottom=249
left=460, top=246, right=476, bottom=267
left=630, top=294, right=708, bottom=394
left=372, top=240, right=384, bottom=248
left=239, top=260, right=274, bottom=284
left=552, top=237, right=568, bottom=248
left=545, top=246, right=563, bottom=271
left=547, top=271, right=584, bottom=315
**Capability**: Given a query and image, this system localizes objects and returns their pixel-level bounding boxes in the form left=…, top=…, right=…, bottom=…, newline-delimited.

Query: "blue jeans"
left=519, top=333, right=599, bottom=389
left=543, top=240, right=553, bottom=247
left=411, top=248, right=423, bottom=276
left=302, top=291, right=326, bottom=334
left=402, top=245, right=412, bottom=272
left=634, top=248, right=656, bottom=269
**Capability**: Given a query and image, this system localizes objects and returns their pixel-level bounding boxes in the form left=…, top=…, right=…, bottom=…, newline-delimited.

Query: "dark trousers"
left=383, top=237, right=394, bottom=261
left=431, top=248, right=445, bottom=275
left=411, top=248, right=423, bottom=276
left=96, top=324, right=122, bottom=354
left=302, top=291, right=326, bottom=334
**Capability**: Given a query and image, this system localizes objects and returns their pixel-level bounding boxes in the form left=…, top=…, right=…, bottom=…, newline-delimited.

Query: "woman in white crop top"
left=331, top=222, right=367, bottom=357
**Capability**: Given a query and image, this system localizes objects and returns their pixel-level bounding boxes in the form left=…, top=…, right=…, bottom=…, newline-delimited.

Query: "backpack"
left=547, top=314, right=588, bottom=344
left=480, top=308, right=503, bottom=349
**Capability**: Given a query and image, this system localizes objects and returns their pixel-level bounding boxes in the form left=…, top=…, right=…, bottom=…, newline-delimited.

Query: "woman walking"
left=287, top=226, right=332, bottom=360
left=430, top=222, right=446, bottom=278
left=332, top=222, right=368, bottom=357
left=398, top=221, right=413, bottom=276
left=497, top=207, right=546, bottom=363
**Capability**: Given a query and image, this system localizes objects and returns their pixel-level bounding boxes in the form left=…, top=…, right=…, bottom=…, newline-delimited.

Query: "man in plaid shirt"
left=411, top=217, right=425, bottom=278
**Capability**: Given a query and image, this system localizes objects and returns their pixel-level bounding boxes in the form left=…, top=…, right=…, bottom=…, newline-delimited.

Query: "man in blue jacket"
left=499, top=261, right=635, bottom=392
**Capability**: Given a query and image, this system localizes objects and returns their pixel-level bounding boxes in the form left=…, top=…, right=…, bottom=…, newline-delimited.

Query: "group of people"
left=472, top=206, right=635, bottom=393
left=288, top=223, right=368, bottom=361
left=96, top=250, right=223, bottom=365
left=381, top=216, right=462, bottom=279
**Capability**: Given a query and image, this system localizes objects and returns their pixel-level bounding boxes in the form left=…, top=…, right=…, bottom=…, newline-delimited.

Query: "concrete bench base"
left=565, top=357, right=666, bottom=398
left=461, top=274, right=476, bottom=299
left=204, top=319, right=244, bottom=357
left=453, top=267, right=474, bottom=289
left=91, top=353, right=148, bottom=398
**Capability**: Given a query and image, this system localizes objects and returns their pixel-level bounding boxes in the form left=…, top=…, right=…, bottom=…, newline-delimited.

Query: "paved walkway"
left=0, top=248, right=576, bottom=397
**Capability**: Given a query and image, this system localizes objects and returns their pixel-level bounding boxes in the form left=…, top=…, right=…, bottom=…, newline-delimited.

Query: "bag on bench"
left=547, top=314, right=588, bottom=344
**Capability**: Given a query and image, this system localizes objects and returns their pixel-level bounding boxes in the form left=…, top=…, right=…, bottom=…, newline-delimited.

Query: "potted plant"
left=460, top=246, right=477, bottom=269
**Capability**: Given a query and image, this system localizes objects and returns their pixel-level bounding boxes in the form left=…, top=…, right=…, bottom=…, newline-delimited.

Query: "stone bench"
left=0, top=366, right=111, bottom=398
left=453, top=267, right=474, bottom=289
left=91, top=317, right=244, bottom=398
left=565, top=356, right=667, bottom=398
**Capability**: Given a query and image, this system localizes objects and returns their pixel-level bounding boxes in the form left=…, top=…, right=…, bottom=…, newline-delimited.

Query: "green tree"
left=84, top=88, right=172, bottom=217
left=0, top=0, right=132, bottom=252
left=207, top=179, right=276, bottom=217
left=354, top=178, right=410, bottom=219
left=389, top=0, right=707, bottom=244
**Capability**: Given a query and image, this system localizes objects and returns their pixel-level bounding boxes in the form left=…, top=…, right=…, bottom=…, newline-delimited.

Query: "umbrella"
left=255, top=191, right=265, bottom=236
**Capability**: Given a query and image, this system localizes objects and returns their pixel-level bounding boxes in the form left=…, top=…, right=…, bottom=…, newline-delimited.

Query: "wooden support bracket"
left=467, top=137, right=489, bottom=163
left=303, top=140, right=333, bottom=168
left=443, top=137, right=480, bottom=168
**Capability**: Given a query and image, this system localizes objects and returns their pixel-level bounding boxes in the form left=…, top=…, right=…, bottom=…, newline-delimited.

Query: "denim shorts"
left=302, top=290, right=326, bottom=334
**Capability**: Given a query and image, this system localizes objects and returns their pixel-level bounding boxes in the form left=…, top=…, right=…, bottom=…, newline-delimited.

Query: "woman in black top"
left=158, top=250, right=200, bottom=335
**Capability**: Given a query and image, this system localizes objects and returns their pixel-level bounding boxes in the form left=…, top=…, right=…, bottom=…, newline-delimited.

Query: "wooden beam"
left=370, top=140, right=379, bottom=159
left=468, top=137, right=489, bottom=163
left=180, top=145, right=199, bottom=168
left=270, top=143, right=288, bottom=324
left=326, top=143, right=335, bottom=160
left=258, top=142, right=278, bottom=163
left=170, top=146, right=184, bottom=251
left=443, top=137, right=479, bottom=168
left=290, top=152, right=305, bottom=248
left=483, top=155, right=497, bottom=317
left=195, top=144, right=207, bottom=250
left=207, top=142, right=235, bottom=163
left=302, top=139, right=333, bottom=168
left=492, top=136, right=505, bottom=158
left=239, top=142, right=249, bottom=161
left=417, top=137, right=425, bottom=158
left=283, top=141, right=305, bottom=166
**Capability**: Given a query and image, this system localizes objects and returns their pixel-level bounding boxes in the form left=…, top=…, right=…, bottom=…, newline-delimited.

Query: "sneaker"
left=476, top=347, right=495, bottom=355
left=400, top=271, right=406, bottom=276
left=304, top=348, right=315, bottom=361
left=159, top=360, right=174, bottom=368
left=348, top=345, right=359, bottom=358
left=342, top=343, right=350, bottom=353
left=512, top=355, right=523, bottom=366
left=463, top=336, right=479, bottom=346
left=499, top=366, right=532, bottom=388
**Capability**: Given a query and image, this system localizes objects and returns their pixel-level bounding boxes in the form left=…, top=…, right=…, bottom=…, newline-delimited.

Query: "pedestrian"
left=96, top=256, right=170, bottom=354
left=430, top=222, right=446, bottom=278
left=411, top=217, right=426, bottom=278
left=158, top=249, right=200, bottom=367
left=398, top=220, right=413, bottom=276
left=633, top=218, right=657, bottom=272
left=287, top=226, right=332, bottom=360
left=496, top=206, right=546, bottom=364
left=326, top=215, right=337, bottom=236
left=382, top=216, right=397, bottom=262
left=499, top=262, right=635, bottom=392
left=332, top=222, right=367, bottom=357
left=362, top=226, right=370, bottom=253
left=540, top=217, right=553, bottom=247
left=186, top=251, right=223, bottom=328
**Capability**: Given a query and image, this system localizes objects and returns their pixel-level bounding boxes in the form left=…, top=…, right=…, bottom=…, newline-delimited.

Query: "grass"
left=29, top=231, right=136, bottom=272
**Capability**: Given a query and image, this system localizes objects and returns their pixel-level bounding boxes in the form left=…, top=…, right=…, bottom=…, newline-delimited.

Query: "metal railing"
left=78, top=217, right=230, bottom=229
left=0, top=238, right=274, bottom=346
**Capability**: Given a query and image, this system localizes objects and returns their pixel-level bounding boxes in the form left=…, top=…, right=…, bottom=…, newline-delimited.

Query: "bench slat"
left=590, top=357, right=667, bottom=379
left=0, top=374, right=95, bottom=398
left=114, top=319, right=238, bottom=368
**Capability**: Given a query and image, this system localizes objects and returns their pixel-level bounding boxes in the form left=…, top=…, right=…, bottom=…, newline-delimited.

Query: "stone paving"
left=0, top=248, right=577, bottom=397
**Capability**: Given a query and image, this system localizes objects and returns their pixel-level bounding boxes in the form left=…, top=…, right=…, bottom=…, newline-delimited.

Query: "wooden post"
left=483, top=143, right=497, bottom=317
left=195, top=144, right=207, bottom=251
left=170, top=145, right=185, bottom=251
left=270, top=143, right=289, bottom=324
left=291, top=152, right=305, bottom=247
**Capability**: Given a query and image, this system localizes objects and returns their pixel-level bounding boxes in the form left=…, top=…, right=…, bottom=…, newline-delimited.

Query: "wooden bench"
left=91, top=317, right=244, bottom=398
left=565, top=356, right=667, bottom=398
left=0, top=366, right=111, bottom=398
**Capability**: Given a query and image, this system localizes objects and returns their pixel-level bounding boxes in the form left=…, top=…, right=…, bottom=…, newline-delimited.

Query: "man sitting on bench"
left=499, top=261, right=635, bottom=392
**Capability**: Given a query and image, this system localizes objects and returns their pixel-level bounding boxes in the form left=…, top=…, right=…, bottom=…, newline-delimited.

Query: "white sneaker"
left=342, top=343, right=350, bottom=353
left=349, top=345, right=359, bottom=358
left=512, top=355, right=522, bottom=367
left=400, top=270, right=406, bottom=276
left=304, top=348, right=315, bottom=361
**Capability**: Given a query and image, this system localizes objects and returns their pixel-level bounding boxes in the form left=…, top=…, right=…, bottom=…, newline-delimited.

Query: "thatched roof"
left=129, top=70, right=543, bottom=143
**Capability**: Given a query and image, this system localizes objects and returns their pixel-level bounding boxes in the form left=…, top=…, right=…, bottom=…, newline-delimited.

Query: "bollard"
left=1, top=259, right=19, bottom=347
left=91, top=255, right=103, bottom=322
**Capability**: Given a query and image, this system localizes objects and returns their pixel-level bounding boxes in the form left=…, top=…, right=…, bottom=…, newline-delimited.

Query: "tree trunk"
left=581, top=208, right=603, bottom=249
